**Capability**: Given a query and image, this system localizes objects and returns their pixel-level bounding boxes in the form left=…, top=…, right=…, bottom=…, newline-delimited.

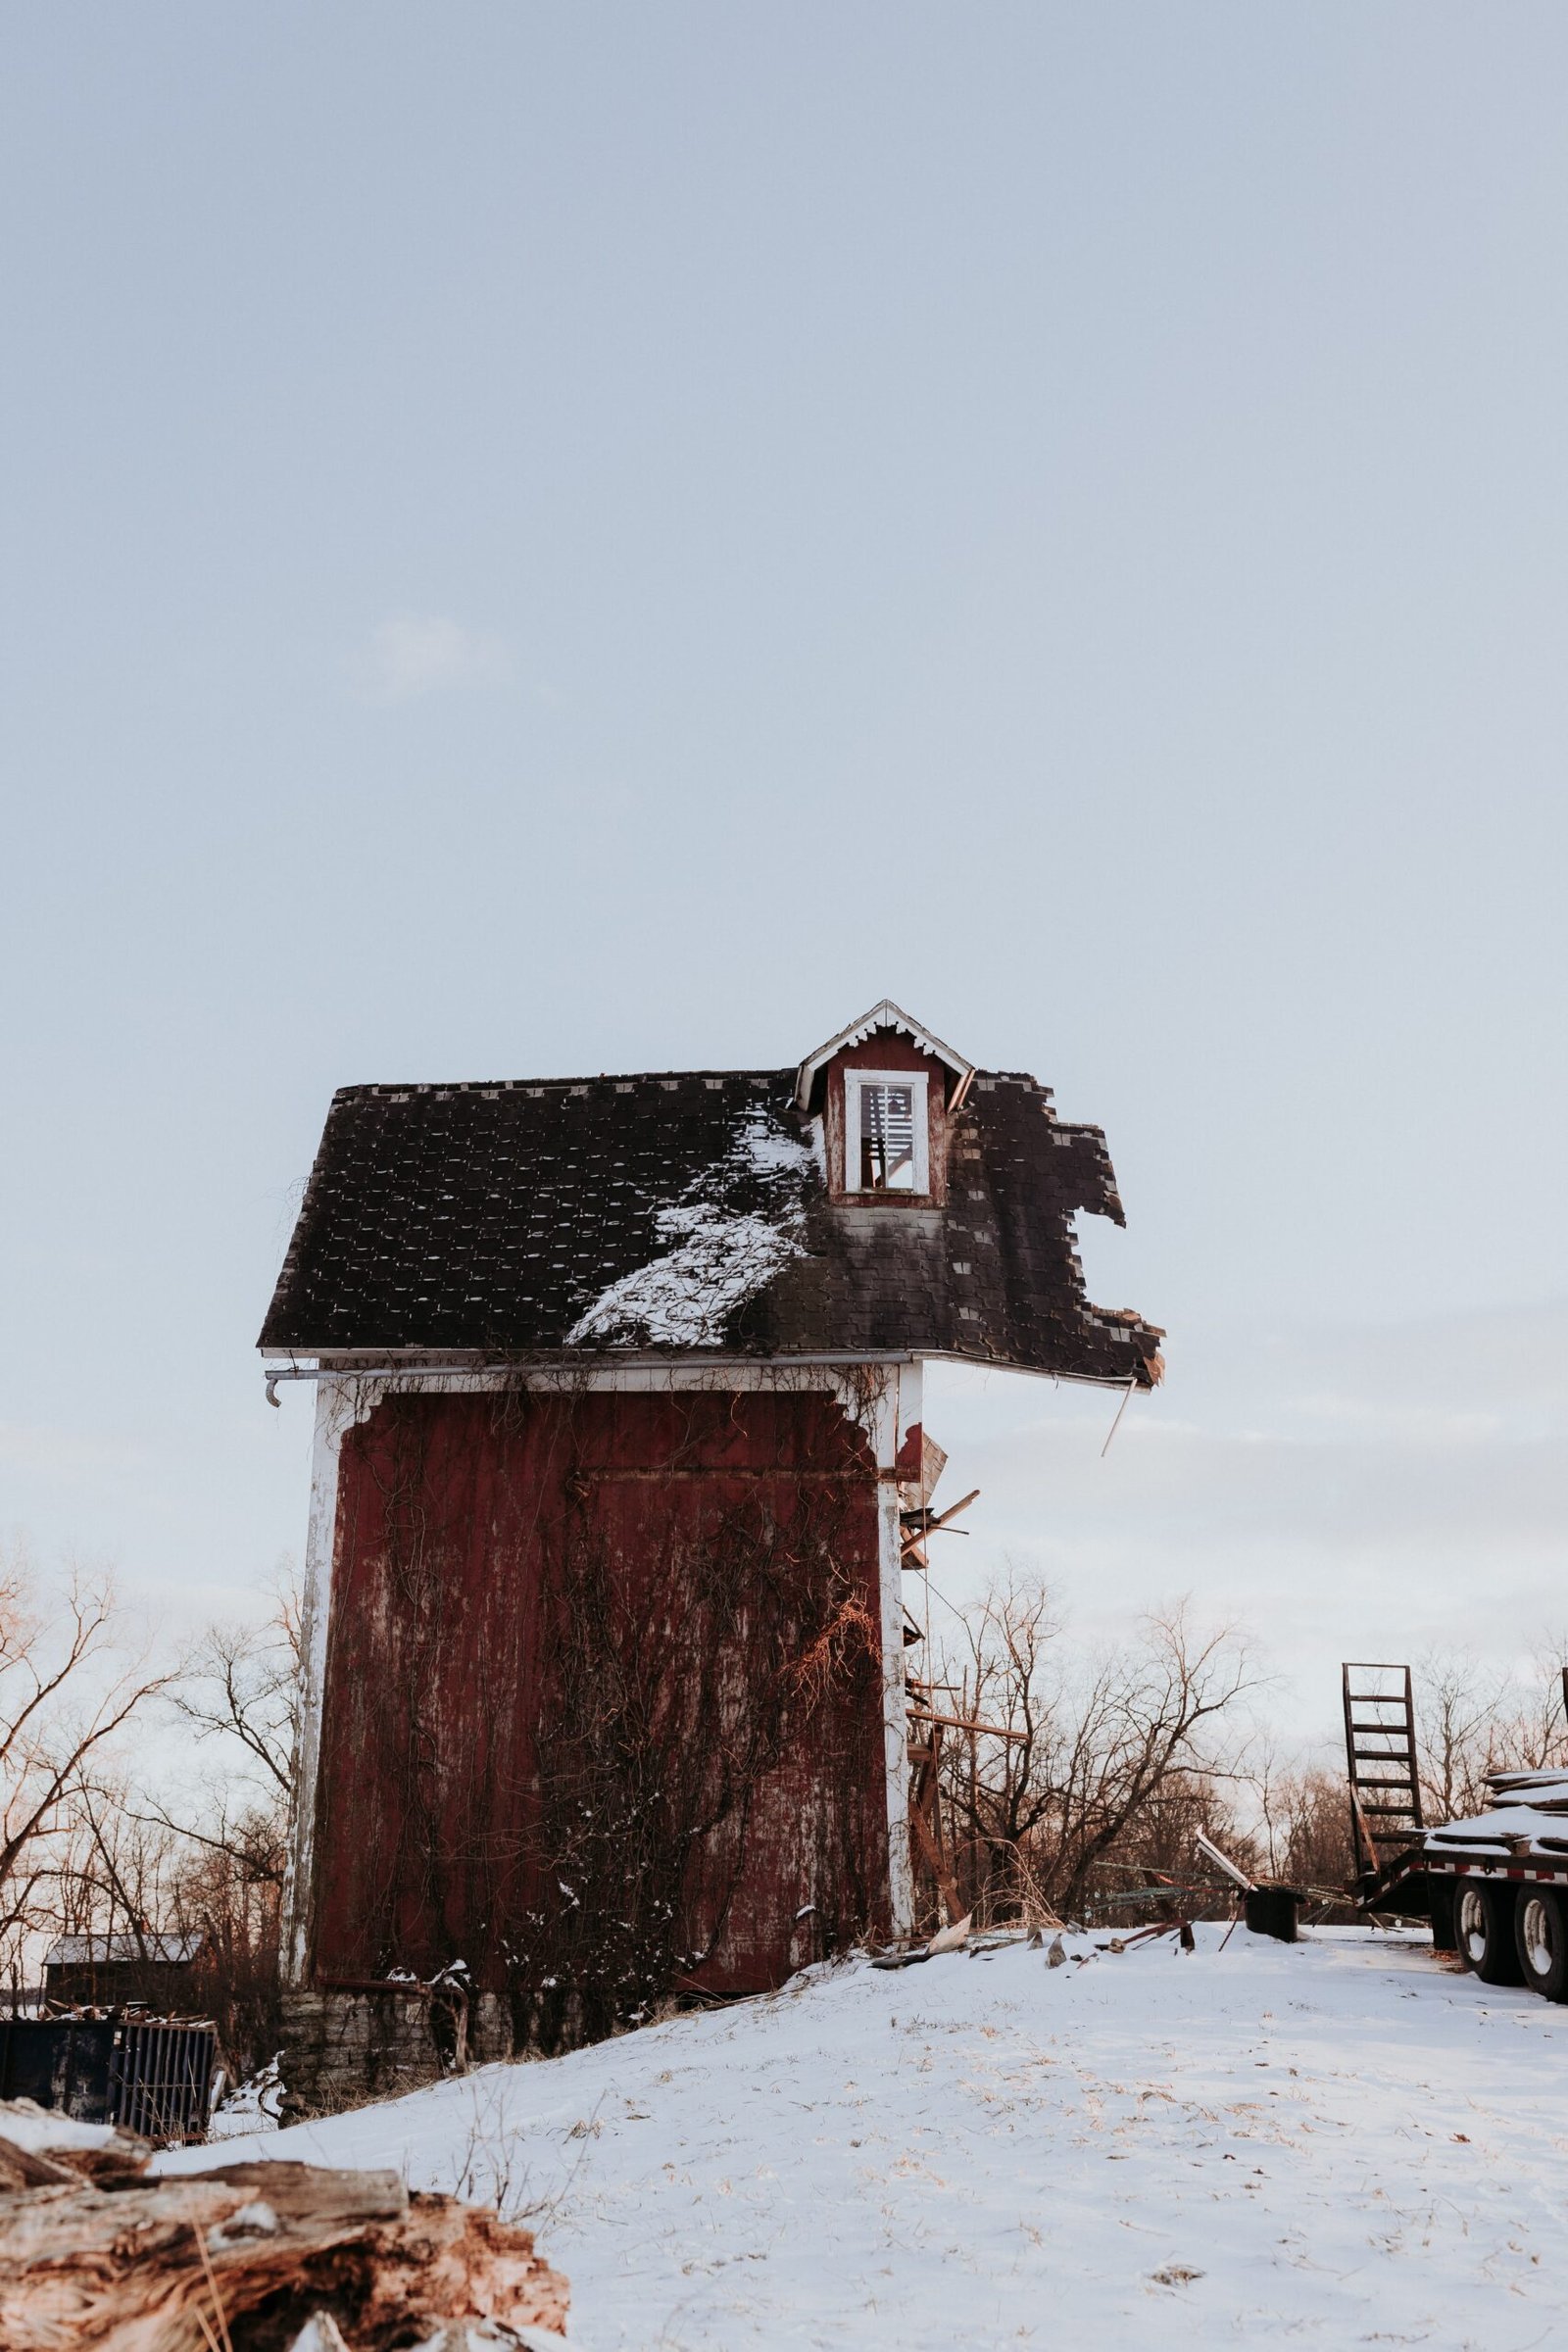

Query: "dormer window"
left=794, top=1001, right=974, bottom=1206
left=846, top=1070, right=929, bottom=1194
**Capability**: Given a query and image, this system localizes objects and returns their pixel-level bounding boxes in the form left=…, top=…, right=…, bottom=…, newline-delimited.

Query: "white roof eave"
left=794, top=1000, right=976, bottom=1112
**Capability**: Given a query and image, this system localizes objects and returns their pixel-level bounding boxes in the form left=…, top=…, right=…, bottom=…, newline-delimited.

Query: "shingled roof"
left=260, top=1062, right=1163, bottom=1387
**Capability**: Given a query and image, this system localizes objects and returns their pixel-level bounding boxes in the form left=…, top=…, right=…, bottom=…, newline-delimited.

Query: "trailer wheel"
left=1454, top=1883, right=1524, bottom=1984
left=1514, top=1889, right=1568, bottom=2001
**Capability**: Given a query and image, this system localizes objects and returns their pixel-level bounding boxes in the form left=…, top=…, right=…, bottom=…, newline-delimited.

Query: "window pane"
left=858, top=1082, right=917, bottom=1190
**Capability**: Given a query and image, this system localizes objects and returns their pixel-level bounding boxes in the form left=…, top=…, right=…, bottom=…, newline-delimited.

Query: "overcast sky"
left=3, top=7, right=1564, bottom=1745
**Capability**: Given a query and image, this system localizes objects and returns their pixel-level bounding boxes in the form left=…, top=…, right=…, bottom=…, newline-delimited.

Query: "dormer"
left=794, top=1001, right=974, bottom=1207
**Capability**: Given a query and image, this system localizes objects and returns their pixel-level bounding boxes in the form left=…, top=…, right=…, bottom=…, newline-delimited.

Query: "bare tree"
left=136, top=1576, right=303, bottom=2074
left=1413, top=1641, right=1568, bottom=1827
left=169, top=1575, right=301, bottom=1810
left=1499, top=1635, right=1568, bottom=1774
left=1414, top=1649, right=1511, bottom=1826
left=0, top=1550, right=171, bottom=1984
left=1257, top=1765, right=1358, bottom=1893
left=135, top=1573, right=302, bottom=1887
left=935, top=1575, right=1257, bottom=1927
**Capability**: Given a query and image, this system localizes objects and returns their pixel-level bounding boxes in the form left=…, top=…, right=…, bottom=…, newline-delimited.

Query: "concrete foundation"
left=278, top=1985, right=516, bottom=2119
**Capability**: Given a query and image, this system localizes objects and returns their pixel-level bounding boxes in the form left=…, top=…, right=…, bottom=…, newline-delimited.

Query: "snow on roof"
left=570, top=1105, right=814, bottom=1347
left=261, top=1053, right=1162, bottom=1387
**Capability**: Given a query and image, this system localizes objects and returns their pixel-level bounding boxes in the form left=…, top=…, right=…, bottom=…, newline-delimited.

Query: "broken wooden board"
left=0, top=2139, right=569, bottom=2352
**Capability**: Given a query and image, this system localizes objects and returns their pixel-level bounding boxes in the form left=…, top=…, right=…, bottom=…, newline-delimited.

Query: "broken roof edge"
left=794, top=1000, right=976, bottom=1113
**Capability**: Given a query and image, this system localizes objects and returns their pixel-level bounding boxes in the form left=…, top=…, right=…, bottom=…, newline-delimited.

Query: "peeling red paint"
left=310, top=1389, right=890, bottom=2004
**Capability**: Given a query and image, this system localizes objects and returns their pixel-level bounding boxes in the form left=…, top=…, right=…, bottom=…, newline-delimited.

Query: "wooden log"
left=0, top=2104, right=153, bottom=2189
left=0, top=2138, right=81, bottom=2193
left=0, top=2143, right=570, bottom=2352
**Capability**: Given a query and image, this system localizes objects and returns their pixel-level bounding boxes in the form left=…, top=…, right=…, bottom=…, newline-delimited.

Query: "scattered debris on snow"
left=211, top=2051, right=285, bottom=2139
left=160, top=1928, right=1568, bottom=2349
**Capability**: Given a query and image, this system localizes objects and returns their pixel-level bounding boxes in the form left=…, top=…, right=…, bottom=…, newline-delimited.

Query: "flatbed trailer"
left=1352, top=1781, right=1568, bottom=2001
left=1340, top=1662, right=1568, bottom=2000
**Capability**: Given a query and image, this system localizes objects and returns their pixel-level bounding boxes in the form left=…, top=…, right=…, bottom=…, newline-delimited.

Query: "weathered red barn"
left=262, top=1002, right=1160, bottom=2105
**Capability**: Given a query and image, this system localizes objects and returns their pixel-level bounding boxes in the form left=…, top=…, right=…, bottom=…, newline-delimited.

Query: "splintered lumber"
left=906, top=1801, right=964, bottom=1923
left=900, top=1487, right=981, bottom=1569
left=0, top=2143, right=570, bottom=2352
left=906, top=1705, right=1028, bottom=1744
left=1195, top=1828, right=1255, bottom=1893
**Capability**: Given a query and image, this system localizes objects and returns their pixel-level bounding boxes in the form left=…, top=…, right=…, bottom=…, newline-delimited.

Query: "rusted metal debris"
left=0, top=2013, right=218, bottom=2143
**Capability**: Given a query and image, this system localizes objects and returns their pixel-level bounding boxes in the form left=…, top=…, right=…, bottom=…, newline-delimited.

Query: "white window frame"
left=844, top=1069, right=930, bottom=1196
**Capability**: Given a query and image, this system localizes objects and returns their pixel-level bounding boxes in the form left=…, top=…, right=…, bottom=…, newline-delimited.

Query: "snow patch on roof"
left=569, top=1203, right=804, bottom=1347
left=734, top=1108, right=814, bottom=1179
left=568, top=1104, right=812, bottom=1348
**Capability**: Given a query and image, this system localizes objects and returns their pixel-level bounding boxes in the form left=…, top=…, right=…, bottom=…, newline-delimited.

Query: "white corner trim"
left=280, top=1372, right=386, bottom=1987
left=838, top=1363, right=915, bottom=1940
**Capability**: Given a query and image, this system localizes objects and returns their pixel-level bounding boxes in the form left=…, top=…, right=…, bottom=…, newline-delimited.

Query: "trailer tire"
left=1514, top=1889, right=1568, bottom=2002
left=1454, top=1882, right=1524, bottom=1984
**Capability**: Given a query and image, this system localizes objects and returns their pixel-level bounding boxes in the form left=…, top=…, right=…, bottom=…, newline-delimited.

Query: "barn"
left=261, top=1002, right=1161, bottom=2109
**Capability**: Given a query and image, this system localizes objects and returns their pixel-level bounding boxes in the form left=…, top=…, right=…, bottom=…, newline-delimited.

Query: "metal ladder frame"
left=1342, top=1661, right=1424, bottom=1879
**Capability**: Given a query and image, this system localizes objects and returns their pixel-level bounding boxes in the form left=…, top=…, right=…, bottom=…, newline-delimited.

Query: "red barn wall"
left=308, top=1387, right=891, bottom=2018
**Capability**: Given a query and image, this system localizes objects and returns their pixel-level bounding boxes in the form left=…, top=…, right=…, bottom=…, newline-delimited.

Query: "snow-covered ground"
left=161, top=1926, right=1566, bottom=2349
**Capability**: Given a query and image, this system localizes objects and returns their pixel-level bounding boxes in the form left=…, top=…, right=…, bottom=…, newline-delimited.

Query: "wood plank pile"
left=0, top=2102, right=571, bottom=2352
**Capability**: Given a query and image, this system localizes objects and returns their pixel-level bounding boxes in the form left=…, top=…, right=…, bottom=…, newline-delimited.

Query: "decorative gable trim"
left=794, top=1000, right=975, bottom=1114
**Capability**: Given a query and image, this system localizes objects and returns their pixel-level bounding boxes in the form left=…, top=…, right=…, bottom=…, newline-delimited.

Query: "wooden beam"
left=907, top=1706, right=1027, bottom=1745
left=907, top=1798, right=963, bottom=1924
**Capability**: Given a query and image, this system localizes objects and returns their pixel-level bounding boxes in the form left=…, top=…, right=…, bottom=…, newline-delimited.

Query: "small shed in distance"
left=42, top=1933, right=205, bottom=2012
